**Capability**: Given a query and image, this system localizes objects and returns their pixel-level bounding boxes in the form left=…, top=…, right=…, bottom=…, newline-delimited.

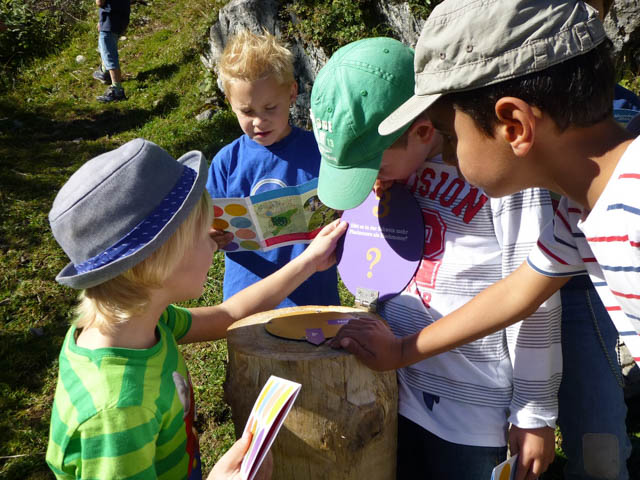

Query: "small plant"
left=0, top=0, right=91, bottom=90
left=407, top=0, right=442, bottom=20
left=283, top=0, right=390, bottom=56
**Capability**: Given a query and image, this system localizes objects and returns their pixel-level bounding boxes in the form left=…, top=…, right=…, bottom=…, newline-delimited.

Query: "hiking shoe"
left=97, top=86, right=126, bottom=103
left=92, top=69, right=111, bottom=85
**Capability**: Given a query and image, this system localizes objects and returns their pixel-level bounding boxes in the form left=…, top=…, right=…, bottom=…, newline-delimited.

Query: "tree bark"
left=225, top=306, right=398, bottom=480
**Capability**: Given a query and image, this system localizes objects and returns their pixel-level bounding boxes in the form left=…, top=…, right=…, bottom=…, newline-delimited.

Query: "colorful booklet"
left=212, top=179, right=339, bottom=252
left=240, top=375, right=302, bottom=480
left=490, top=454, right=518, bottom=480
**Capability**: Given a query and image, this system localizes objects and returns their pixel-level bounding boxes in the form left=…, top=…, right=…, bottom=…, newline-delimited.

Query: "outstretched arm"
left=331, top=261, right=569, bottom=370
left=180, top=219, right=347, bottom=344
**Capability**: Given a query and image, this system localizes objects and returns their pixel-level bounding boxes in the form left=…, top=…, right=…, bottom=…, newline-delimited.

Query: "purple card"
left=327, top=318, right=351, bottom=325
left=305, top=328, right=326, bottom=345
left=337, top=184, right=424, bottom=301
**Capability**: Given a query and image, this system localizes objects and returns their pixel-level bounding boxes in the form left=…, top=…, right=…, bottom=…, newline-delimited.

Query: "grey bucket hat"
left=378, top=0, right=606, bottom=136
left=49, top=138, right=208, bottom=289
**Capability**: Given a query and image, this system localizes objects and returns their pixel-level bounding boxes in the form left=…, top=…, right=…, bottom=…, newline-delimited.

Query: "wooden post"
left=225, top=306, right=398, bottom=480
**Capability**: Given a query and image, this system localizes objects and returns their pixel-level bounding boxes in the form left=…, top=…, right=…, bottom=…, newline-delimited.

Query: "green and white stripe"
left=46, top=305, right=195, bottom=479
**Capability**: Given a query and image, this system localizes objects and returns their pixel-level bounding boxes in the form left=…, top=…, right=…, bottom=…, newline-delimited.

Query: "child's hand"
left=329, top=316, right=403, bottom=371
left=301, top=219, right=348, bottom=272
left=373, top=179, right=394, bottom=197
left=207, top=431, right=273, bottom=479
left=509, top=425, right=555, bottom=480
left=209, top=228, right=233, bottom=250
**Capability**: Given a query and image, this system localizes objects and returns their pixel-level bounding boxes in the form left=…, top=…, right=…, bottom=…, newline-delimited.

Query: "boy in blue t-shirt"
left=207, top=29, right=339, bottom=308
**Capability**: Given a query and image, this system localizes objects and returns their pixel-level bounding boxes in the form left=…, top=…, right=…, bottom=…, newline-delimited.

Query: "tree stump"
left=224, top=306, right=398, bottom=480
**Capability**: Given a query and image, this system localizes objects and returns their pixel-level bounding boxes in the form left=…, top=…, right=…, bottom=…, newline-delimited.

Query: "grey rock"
left=201, top=0, right=327, bottom=129
left=202, top=0, right=640, bottom=128
left=604, top=0, right=640, bottom=69
left=201, top=0, right=280, bottom=73
left=374, top=1, right=424, bottom=48
left=196, top=109, right=215, bottom=122
left=29, top=327, right=44, bottom=337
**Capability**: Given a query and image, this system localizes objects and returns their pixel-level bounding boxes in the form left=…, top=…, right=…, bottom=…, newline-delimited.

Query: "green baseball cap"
left=310, top=37, right=415, bottom=210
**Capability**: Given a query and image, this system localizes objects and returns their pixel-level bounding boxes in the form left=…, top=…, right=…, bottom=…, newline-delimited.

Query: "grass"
left=0, top=0, right=241, bottom=477
left=0, top=0, right=639, bottom=478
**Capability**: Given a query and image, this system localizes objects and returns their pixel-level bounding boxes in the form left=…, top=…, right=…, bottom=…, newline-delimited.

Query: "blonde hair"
left=75, top=192, right=213, bottom=333
left=218, top=29, right=295, bottom=96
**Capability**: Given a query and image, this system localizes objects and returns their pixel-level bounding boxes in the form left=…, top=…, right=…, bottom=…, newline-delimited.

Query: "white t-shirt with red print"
left=379, top=155, right=562, bottom=448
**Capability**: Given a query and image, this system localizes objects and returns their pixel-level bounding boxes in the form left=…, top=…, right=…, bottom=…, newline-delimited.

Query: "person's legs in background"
left=557, top=276, right=631, bottom=479
left=95, top=30, right=125, bottom=102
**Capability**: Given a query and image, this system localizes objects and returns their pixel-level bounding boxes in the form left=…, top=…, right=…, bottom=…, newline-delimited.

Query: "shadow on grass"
left=0, top=324, right=67, bottom=393
left=0, top=93, right=180, bottom=144
left=0, top=320, right=70, bottom=479
left=136, top=63, right=180, bottom=83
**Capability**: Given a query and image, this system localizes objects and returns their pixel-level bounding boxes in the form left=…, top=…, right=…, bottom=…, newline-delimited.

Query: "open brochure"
left=491, top=454, right=517, bottom=480
left=212, top=178, right=339, bottom=252
left=240, top=375, right=301, bottom=480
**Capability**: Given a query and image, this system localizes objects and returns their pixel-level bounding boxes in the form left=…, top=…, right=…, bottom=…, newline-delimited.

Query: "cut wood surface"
left=225, top=305, right=398, bottom=480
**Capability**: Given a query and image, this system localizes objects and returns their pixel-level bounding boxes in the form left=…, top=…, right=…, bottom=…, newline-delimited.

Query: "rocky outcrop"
left=201, top=0, right=328, bottom=129
left=606, top=0, right=640, bottom=71
left=203, top=1, right=640, bottom=128
left=374, top=1, right=424, bottom=48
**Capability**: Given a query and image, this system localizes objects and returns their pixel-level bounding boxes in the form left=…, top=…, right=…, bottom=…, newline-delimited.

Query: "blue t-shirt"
left=206, top=126, right=340, bottom=308
left=99, top=0, right=131, bottom=34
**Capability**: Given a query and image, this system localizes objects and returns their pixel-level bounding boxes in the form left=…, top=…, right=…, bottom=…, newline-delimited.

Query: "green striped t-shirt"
left=46, top=305, right=202, bottom=479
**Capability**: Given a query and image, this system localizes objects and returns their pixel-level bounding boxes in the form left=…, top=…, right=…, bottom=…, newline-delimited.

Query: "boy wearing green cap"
left=311, top=37, right=561, bottom=479
left=333, top=2, right=639, bottom=479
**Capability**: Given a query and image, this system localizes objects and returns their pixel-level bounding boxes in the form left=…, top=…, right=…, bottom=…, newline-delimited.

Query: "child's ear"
left=412, top=117, right=435, bottom=146
left=494, top=97, right=539, bottom=157
left=289, top=81, right=299, bottom=105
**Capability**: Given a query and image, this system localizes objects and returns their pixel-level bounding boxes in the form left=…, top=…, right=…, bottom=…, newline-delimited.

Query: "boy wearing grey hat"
left=333, top=1, right=638, bottom=479
left=45, top=138, right=347, bottom=479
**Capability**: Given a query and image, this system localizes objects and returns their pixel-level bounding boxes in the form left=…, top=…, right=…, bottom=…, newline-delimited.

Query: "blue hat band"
left=74, top=166, right=197, bottom=275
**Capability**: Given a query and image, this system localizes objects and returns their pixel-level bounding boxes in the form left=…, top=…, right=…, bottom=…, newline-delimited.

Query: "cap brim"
left=317, top=151, right=382, bottom=211
left=378, top=93, right=442, bottom=136
left=55, top=150, right=208, bottom=289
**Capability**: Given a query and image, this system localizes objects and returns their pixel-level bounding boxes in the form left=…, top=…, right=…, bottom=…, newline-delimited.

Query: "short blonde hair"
left=218, top=29, right=295, bottom=96
left=75, top=192, right=213, bottom=333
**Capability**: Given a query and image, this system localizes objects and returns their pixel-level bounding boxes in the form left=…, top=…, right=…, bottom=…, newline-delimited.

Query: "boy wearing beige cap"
left=333, top=1, right=639, bottom=479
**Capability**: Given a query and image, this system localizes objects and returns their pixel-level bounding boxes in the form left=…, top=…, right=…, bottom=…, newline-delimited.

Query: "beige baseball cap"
left=378, top=0, right=606, bottom=136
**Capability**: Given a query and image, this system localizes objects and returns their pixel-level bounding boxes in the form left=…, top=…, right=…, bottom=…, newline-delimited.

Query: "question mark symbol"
left=366, top=247, right=381, bottom=278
